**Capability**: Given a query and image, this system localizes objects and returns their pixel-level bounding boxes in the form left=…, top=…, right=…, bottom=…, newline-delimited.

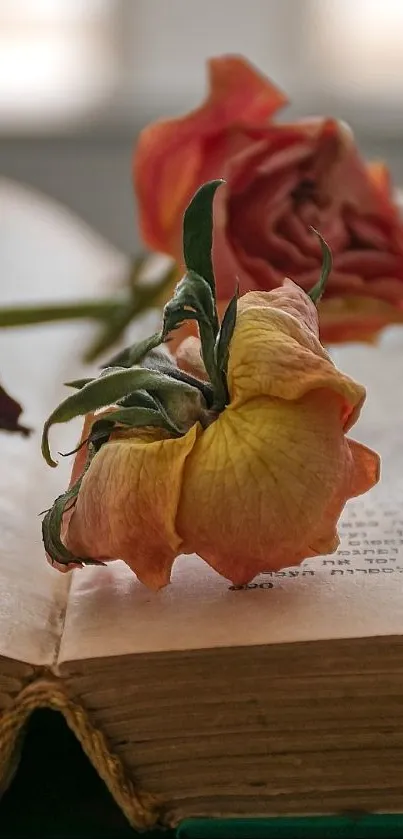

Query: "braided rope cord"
left=0, top=678, right=168, bottom=830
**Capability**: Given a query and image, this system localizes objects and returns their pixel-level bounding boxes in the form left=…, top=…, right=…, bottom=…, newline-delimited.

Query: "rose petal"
left=214, top=230, right=275, bottom=298
left=175, top=336, right=208, bottom=380
left=67, top=406, right=117, bottom=488
left=368, top=160, right=392, bottom=195
left=228, top=282, right=366, bottom=431
left=227, top=131, right=311, bottom=194
left=236, top=279, right=319, bottom=335
left=176, top=391, right=373, bottom=584
left=134, top=55, right=287, bottom=255
left=65, top=424, right=200, bottom=590
left=347, top=439, right=381, bottom=497
left=334, top=249, right=403, bottom=278
left=319, top=296, right=403, bottom=343
left=46, top=407, right=118, bottom=572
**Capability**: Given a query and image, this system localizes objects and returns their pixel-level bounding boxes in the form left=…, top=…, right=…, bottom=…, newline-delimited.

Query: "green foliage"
left=307, top=229, right=333, bottom=304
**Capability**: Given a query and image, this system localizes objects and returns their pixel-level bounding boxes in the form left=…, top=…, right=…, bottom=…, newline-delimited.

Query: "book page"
left=59, top=329, right=403, bottom=664
left=0, top=179, right=130, bottom=665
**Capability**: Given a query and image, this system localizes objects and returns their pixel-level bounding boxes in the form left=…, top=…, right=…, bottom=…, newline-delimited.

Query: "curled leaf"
left=101, top=331, right=163, bottom=370
left=42, top=476, right=103, bottom=568
left=64, top=377, right=94, bottom=390
left=96, top=405, right=182, bottom=436
left=213, top=288, right=239, bottom=409
left=42, top=366, right=206, bottom=467
left=183, top=179, right=224, bottom=295
left=215, top=288, right=238, bottom=375
left=307, top=229, right=333, bottom=304
left=162, top=271, right=218, bottom=336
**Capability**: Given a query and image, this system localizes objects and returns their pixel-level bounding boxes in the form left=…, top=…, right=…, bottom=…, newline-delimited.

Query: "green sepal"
left=94, top=405, right=182, bottom=436
left=64, top=377, right=94, bottom=390
left=115, top=383, right=208, bottom=436
left=215, top=288, right=238, bottom=376
left=149, top=386, right=206, bottom=433
left=42, top=476, right=104, bottom=568
left=183, top=180, right=224, bottom=296
left=64, top=366, right=129, bottom=390
left=119, top=362, right=215, bottom=410
left=42, top=366, right=205, bottom=467
left=162, top=270, right=220, bottom=388
left=101, top=331, right=163, bottom=370
left=86, top=418, right=115, bottom=451
left=307, top=229, right=333, bottom=304
left=162, top=270, right=218, bottom=337
left=118, top=388, right=160, bottom=410
left=58, top=392, right=169, bottom=454
left=41, top=179, right=236, bottom=477
left=212, top=288, right=238, bottom=409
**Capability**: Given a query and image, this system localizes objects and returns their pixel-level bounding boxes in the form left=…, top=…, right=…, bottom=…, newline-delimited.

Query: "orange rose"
left=134, top=55, right=403, bottom=343
left=42, top=281, right=379, bottom=590
left=42, top=183, right=379, bottom=590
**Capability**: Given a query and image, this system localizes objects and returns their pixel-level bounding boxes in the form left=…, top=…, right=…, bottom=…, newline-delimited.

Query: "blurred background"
left=2, top=0, right=403, bottom=254
left=1, top=4, right=403, bottom=833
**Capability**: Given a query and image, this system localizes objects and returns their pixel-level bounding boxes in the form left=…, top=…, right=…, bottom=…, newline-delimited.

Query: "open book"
left=1, top=179, right=403, bottom=830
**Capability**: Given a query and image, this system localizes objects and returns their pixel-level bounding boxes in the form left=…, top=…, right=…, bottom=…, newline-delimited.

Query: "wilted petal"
left=134, top=55, right=286, bottom=255
left=175, top=336, right=208, bottom=380
left=236, top=278, right=319, bottom=334
left=65, top=424, right=200, bottom=590
left=228, top=281, right=366, bottom=431
left=319, top=296, right=403, bottom=344
left=366, top=161, right=396, bottom=212
left=176, top=391, right=376, bottom=584
left=45, top=407, right=120, bottom=574
left=348, top=439, right=380, bottom=497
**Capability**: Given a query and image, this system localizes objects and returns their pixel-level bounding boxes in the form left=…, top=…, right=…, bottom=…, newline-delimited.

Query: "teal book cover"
left=177, top=815, right=403, bottom=839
